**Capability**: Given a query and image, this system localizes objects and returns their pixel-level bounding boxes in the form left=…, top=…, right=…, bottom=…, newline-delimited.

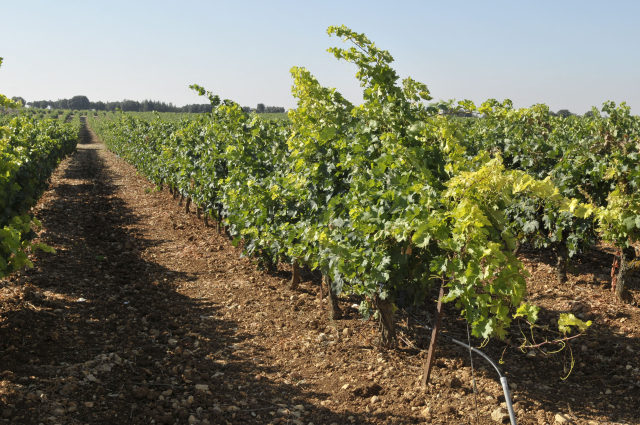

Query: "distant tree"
left=549, top=110, right=558, bottom=117
left=265, top=106, right=285, bottom=113
left=179, top=103, right=212, bottom=113
left=69, top=95, right=90, bottom=110
left=120, top=100, right=140, bottom=112
left=90, top=101, right=106, bottom=111
left=28, top=100, right=51, bottom=109
left=256, top=103, right=265, bottom=113
left=242, top=106, right=251, bottom=113
left=11, top=96, right=26, bottom=106
left=556, top=109, right=573, bottom=118
left=583, top=111, right=594, bottom=118
left=105, top=101, right=120, bottom=111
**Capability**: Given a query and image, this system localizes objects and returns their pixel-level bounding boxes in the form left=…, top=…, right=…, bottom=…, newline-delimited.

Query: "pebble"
left=195, top=384, right=209, bottom=391
left=1, top=409, right=12, bottom=419
left=83, top=401, right=94, bottom=408
left=371, top=395, right=379, bottom=404
left=343, top=328, right=352, bottom=337
left=67, top=405, right=77, bottom=413
left=491, top=407, right=509, bottom=423
left=168, top=338, right=178, bottom=347
left=188, top=415, right=201, bottom=424
left=555, top=413, right=571, bottom=423
left=52, top=408, right=66, bottom=416
left=448, top=377, right=462, bottom=388
left=421, top=406, right=432, bottom=419
left=317, top=333, right=327, bottom=341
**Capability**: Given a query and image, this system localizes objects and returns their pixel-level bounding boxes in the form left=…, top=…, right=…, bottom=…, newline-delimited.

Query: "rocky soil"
left=0, top=123, right=638, bottom=424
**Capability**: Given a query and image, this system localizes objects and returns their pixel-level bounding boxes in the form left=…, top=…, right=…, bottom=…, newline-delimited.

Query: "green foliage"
left=558, top=313, right=592, bottom=335
left=0, top=102, right=79, bottom=276
left=513, top=302, right=540, bottom=323
left=89, top=26, right=624, bottom=343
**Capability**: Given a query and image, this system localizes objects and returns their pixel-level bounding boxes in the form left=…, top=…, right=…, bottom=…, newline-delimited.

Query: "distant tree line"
left=25, top=95, right=213, bottom=113
left=8, top=95, right=288, bottom=114
left=242, top=103, right=286, bottom=114
left=12, top=95, right=589, bottom=118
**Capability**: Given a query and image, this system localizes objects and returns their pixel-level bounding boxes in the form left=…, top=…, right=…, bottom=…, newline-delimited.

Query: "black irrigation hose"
left=405, top=310, right=518, bottom=425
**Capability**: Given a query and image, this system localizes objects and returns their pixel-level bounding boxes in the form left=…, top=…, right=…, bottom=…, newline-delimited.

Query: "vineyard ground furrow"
left=0, top=122, right=638, bottom=424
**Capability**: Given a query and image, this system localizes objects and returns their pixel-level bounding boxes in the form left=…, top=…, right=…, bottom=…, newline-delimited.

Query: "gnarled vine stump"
left=376, top=294, right=397, bottom=349
left=323, top=274, right=342, bottom=320
left=614, top=247, right=638, bottom=303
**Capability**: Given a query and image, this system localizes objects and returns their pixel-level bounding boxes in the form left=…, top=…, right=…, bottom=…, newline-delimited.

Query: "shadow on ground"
left=0, top=120, right=414, bottom=424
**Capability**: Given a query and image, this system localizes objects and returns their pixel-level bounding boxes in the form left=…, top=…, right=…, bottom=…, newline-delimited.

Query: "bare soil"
left=0, top=123, right=638, bottom=424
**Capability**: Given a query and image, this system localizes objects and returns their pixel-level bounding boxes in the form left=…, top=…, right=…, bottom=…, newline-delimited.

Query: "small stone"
left=133, top=387, right=148, bottom=399
left=581, top=345, right=588, bottom=352
left=343, top=328, right=352, bottom=337
left=84, top=401, right=94, bottom=408
left=52, top=408, right=66, bottom=416
left=605, top=389, right=612, bottom=395
left=277, top=408, right=290, bottom=416
left=1, top=409, right=12, bottom=419
left=448, top=378, right=462, bottom=388
left=491, top=407, right=509, bottom=423
left=188, top=415, right=201, bottom=424
left=509, top=382, right=518, bottom=390
left=318, top=333, right=327, bottom=341
left=341, top=383, right=349, bottom=390
left=526, top=351, right=536, bottom=358
left=50, top=331, right=59, bottom=341
left=67, top=405, right=77, bottom=413
left=168, top=338, right=178, bottom=347
left=555, top=413, right=571, bottom=424
left=195, top=384, right=209, bottom=391
left=421, top=406, right=432, bottom=417
left=370, top=395, right=379, bottom=404
left=441, top=404, right=453, bottom=414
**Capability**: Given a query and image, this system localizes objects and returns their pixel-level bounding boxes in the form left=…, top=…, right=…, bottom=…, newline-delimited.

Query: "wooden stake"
left=422, top=285, right=444, bottom=387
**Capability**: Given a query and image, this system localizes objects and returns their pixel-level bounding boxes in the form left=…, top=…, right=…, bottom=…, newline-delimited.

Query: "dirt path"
left=0, top=121, right=639, bottom=425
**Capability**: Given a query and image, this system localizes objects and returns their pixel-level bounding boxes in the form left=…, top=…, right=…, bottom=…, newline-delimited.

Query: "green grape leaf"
left=558, top=313, right=592, bottom=335
left=514, top=302, right=539, bottom=324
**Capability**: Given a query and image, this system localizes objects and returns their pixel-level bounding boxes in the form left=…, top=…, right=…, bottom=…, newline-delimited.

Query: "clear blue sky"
left=2, top=0, right=639, bottom=114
